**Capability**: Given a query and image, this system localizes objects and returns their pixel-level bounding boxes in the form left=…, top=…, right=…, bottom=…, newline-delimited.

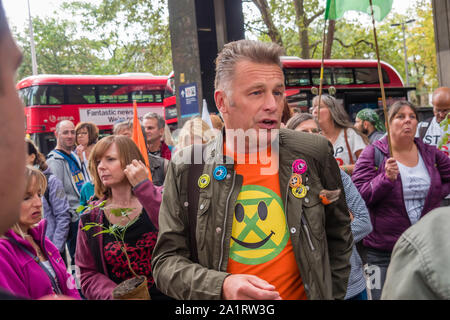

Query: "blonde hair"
left=89, top=135, right=146, bottom=199
left=163, top=124, right=174, bottom=146
left=210, top=114, right=224, bottom=131
left=12, top=165, right=47, bottom=237
left=176, top=117, right=217, bottom=150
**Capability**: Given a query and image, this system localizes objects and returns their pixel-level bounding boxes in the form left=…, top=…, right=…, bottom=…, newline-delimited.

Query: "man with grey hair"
left=152, top=40, right=352, bottom=300
left=47, top=120, right=85, bottom=266
left=143, top=112, right=172, bottom=160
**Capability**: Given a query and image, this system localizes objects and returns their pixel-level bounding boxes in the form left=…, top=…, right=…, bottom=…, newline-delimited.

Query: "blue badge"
left=213, top=166, right=227, bottom=181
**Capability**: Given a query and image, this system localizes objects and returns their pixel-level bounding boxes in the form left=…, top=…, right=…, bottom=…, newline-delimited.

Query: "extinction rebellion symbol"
left=229, top=185, right=288, bottom=265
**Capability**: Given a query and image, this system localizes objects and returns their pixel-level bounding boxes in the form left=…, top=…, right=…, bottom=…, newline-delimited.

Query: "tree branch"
left=306, top=9, right=325, bottom=26
left=251, top=0, right=284, bottom=47
left=333, top=38, right=374, bottom=50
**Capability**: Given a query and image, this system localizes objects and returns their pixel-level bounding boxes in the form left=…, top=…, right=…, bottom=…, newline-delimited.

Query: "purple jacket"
left=0, top=220, right=80, bottom=299
left=75, top=179, right=162, bottom=300
left=352, top=137, right=450, bottom=252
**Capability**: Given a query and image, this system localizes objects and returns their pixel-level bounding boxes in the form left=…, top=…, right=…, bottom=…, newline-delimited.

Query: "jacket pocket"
left=302, top=195, right=326, bottom=241
left=196, top=197, right=211, bottom=251
left=301, top=215, right=315, bottom=251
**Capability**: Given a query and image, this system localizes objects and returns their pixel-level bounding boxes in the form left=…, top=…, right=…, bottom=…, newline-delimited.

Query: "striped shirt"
left=340, top=169, right=373, bottom=299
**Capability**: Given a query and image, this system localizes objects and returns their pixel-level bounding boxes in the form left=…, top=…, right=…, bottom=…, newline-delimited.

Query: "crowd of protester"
left=0, top=1, right=449, bottom=301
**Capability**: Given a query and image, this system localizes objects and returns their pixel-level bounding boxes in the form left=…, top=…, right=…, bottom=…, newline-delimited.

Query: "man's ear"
left=363, top=120, right=370, bottom=130
left=214, top=90, right=228, bottom=114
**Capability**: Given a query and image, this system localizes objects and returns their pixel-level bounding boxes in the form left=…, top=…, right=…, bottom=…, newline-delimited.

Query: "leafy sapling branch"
left=78, top=200, right=141, bottom=278
left=438, top=113, right=449, bottom=150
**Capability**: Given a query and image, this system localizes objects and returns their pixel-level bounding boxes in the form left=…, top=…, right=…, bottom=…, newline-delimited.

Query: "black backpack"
left=43, top=171, right=52, bottom=210
left=418, top=117, right=433, bottom=141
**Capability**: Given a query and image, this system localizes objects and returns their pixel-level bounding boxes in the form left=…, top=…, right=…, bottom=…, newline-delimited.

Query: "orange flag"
left=131, top=100, right=152, bottom=181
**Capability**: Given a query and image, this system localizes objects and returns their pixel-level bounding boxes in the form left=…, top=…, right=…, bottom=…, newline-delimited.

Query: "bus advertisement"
left=17, top=74, right=172, bottom=154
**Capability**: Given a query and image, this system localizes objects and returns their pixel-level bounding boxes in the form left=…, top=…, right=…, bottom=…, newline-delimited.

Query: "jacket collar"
left=4, top=219, right=47, bottom=249
left=374, top=136, right=428, bottom=156
left=205, top=128, right=287, bottom=165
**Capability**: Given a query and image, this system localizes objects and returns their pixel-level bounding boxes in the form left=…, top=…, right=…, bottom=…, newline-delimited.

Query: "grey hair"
left=312, top=94, right=352, bottom=129
left=313, top=94, right=369, bottom=144
left=214, top=40, right=284, bottom=97
left=286, top=113, right=316, bottom=130
left=143, top=112, right=165, bottom=129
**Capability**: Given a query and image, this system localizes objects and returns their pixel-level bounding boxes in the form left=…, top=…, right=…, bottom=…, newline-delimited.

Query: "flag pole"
left=316, top=18, right=328, bottom=127
left=369, top=0, right=393, bottom=157
left=132, top=100, right=153, bottom=181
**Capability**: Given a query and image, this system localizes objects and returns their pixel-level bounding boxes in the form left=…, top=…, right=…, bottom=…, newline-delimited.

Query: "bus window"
left=334, top=68, right=354, bottom=85
left=98, top=85, right=129, bottom=104
left=312, top=68, right=332, bottom=85
left=31, top=85, right=48, bottom=105
left=284, top=69, right=310, bottom=86
left=18, top=87, right=31, bottom=106
left=355, top=68, right=390, bottom=84
left=48, top=85, right=64, bottom=105
left=165, top=104, right=177, bottom=120
left=155, top=93, right=163, bottom=102
left=67, top=85, right=96, bottom=104
left=131, top=91, right=164, bottom=103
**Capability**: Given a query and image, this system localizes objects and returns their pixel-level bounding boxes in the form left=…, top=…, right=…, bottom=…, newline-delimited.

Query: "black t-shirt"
left=102, top=209, right=168, bottom=300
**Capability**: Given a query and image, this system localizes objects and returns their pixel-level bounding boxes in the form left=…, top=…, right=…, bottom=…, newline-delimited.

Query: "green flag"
left=325, top=0, right=393, bottom=22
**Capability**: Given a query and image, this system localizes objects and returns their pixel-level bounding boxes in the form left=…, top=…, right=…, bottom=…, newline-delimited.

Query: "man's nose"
left=263, top=93, right=278, bottom=112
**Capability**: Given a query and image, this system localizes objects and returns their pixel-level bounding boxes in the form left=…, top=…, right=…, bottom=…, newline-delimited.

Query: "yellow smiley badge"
left=292, top=184, right=307, bottom=199
left=289, top=173, right=302, bottom=189
left=198, top=174, right=210, bottom=189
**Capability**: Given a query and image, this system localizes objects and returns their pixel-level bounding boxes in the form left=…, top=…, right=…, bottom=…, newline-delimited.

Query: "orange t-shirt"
left=225, top=145, right=307, bottom=300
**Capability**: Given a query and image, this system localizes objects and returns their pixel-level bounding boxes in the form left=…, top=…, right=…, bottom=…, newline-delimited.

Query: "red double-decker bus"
left=17, top=73, right=171, bottom=154
left=282, top=57, right=415, bottom=120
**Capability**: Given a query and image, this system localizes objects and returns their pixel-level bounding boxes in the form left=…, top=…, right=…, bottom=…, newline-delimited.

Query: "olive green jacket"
left=382, top=206, right=450, bottom=300
left=152, top=129, right=353, bottom=300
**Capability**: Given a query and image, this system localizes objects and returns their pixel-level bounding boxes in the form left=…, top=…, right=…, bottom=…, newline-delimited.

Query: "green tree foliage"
left=14, top=0, right=172, bottom=80
left=15, top=17, right=105, bottom=79
left=247, top=0, right=437, bottom=104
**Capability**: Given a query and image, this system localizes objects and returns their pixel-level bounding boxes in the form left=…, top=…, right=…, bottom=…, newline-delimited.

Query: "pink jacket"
left=0, top=220, right=80, bottom=299
left=75, top=179, right=162, bottom=300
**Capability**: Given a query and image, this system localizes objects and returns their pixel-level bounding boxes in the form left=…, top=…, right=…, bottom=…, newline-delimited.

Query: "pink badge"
left=292, top=159, right=307, bottom=174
